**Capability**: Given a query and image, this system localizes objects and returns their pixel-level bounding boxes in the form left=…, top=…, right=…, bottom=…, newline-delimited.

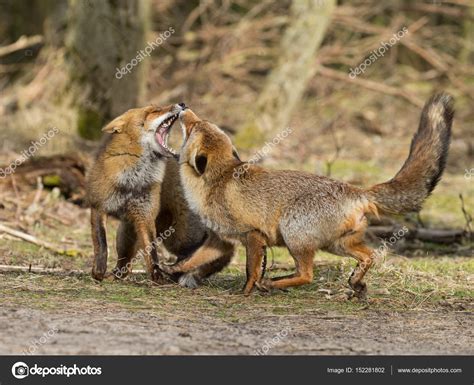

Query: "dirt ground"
left=0, top=260, right=472, bottom=356
left=0, top=154, right=472, bottom=356
left=1, top=301, right=472, bottom=355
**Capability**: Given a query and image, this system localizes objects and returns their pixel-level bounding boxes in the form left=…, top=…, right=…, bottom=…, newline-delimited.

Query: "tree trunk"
left=66, top=0, right=150, bottom=139
left=236, top=0, right=335, bottom=148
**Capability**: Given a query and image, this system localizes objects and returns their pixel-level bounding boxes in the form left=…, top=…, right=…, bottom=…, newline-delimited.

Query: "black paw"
left=91, top=267, right=106, bottom=281
left=151, top=265, right=166, bottom=283
left=349, top=280, right=367, bottom=300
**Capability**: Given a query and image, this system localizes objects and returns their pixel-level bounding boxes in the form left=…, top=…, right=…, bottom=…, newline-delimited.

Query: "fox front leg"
left=133, top=220, right=166, bottom=283
left=91, top=208, right=108, bottom=281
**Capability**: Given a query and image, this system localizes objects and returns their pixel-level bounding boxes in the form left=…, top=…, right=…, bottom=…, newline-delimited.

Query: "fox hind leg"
left=260, top=248, right=314, bottom=291
left=184, top=242, right=234, bottom=288
left=161, top=233, right=235, bottom=288
left=345, top=243, right=374, bottom=300
left=329, top=232, right=374, bottom=299
left=243, top=230, right=267, bottom=295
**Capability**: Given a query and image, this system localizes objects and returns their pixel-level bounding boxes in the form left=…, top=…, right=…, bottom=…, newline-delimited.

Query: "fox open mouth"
left=155, top=114, right=178, bottom=155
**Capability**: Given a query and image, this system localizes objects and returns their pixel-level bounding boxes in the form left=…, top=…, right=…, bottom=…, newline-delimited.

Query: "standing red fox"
left=87, top=103, right=186, bottom=282
left=87, top=103, right=234, bottom=284
left=169, top=93, right=453, bottom=298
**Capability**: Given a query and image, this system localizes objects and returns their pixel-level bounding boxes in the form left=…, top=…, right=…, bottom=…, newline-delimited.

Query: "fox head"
left=178, top=109, right=241, bottom=177
left=102, top=103, right=186, bottom=158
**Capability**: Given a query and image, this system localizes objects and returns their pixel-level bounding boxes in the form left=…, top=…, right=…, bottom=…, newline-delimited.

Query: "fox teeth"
left=162, top=141, right=176, bottom=154
left=160, top=115, right=176, bottom=129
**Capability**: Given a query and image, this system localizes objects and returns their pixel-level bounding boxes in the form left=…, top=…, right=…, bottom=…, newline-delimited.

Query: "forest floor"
left=0, top=151, right=472, bottom=355
left=0, top=253, right=472, bottom=355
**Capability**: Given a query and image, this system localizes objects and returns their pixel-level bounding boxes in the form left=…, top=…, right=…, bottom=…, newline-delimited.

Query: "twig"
left=411, top=290, right=435, bottom=310
left=0, top=223, right=80, bottom=256
left=0, top=264, right=73, bottom=274
left=0, top=35, right=43, bottom=58
left=0, top=264, right=146, bottom=275
left=318, top=66, right=424, bottom=108
left=400, top=37, right=472, bottom=97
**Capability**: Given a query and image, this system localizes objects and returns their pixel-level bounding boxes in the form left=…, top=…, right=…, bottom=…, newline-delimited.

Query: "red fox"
left=87, top=103, right=234, bottom=284
left=173, top=94, right=453, bottom=298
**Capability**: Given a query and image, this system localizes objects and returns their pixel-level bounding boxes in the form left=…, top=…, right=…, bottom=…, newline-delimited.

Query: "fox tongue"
left=156, top=129, right=165, bottom=145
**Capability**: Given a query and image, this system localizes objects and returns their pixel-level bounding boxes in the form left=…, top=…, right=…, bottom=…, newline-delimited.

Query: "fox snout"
left=172, top=102, right=187, bottom=114
left=179, top=108, right=201, bottom=140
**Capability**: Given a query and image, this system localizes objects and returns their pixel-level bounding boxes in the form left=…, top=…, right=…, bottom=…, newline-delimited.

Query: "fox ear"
left=232, top=146, right=241, bottom=161
left=190, top=148, right=207, bottom=176
left=102, top=117, right=125, bottom=134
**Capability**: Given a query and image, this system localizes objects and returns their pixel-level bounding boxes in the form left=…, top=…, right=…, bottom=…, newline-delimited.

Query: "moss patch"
left=77, top=108, right=103, bottom=140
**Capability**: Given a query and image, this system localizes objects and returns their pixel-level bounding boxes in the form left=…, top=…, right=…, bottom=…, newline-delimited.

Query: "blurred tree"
left=236, top=0, right=336, bottom=148
left=0, top=0, right=47, bottom=44
left=66, top=0, right=150, bottom=139
left=460, top=5, right=473, bottom=64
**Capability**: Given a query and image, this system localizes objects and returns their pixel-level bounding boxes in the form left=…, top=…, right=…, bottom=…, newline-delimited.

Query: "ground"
left=1, top=253, right=472, bottom=355
left=0, top=148, right=472, bottom=356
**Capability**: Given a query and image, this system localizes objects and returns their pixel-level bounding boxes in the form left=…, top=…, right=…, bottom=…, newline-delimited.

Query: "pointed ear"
left=232, top=146, right=241, bottom=161
left=102, top=117, right=126, bottom=133
left=189, top=148, right=208, bottom=176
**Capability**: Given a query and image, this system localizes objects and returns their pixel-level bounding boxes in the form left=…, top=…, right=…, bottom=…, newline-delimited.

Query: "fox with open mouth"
left=87, top=103, right=234, bottom=284
left=172, top=94, right=453, bottom=298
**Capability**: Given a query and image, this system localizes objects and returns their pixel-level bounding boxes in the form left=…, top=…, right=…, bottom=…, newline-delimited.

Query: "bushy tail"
left=368, top=93, right=454, bottom=214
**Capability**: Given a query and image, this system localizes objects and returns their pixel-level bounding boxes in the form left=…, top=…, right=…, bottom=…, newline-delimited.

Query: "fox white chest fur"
left=180, top=166, right=240, bottom=238
left=115, top=151, right=165, bottom=190
left=104, top=150, right=165, bottom=216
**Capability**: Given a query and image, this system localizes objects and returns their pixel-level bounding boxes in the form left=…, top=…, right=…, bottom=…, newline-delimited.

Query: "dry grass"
left=0, top=164, right=472, bottom=317
left=0, top=240, right=472, bottom=317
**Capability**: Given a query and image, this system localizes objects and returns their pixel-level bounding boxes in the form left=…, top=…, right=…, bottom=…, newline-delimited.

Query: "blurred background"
left=0, top=0, right=472, bottom=269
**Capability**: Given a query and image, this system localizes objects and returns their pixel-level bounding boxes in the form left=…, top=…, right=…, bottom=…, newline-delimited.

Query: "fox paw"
left=348, top=281, right=367, bottom=300
left=178, top=273, right=201, bottom=289
left=150, top=265, right=168, bottom=284
left=159, top=262, right=183, bottom=275
left=91, top=265, right=107, bottom=281
left=256, top=278, right=273, bottom=292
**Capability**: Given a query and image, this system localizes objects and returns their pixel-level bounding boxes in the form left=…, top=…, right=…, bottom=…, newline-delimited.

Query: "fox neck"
left=110, top=135, right=166, bottom=191
left=180, top=164, right=208, bottom=217
left=180, top=161, right=241, bottom=237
